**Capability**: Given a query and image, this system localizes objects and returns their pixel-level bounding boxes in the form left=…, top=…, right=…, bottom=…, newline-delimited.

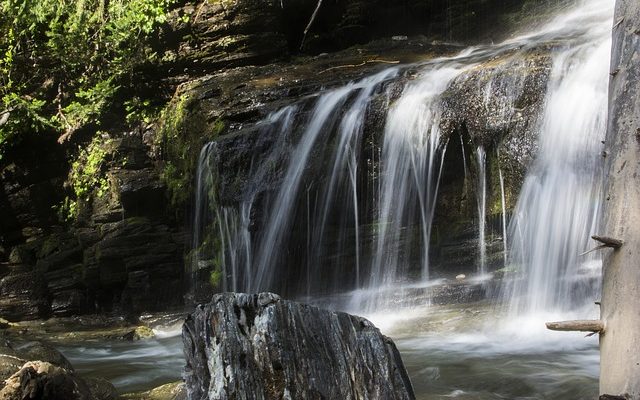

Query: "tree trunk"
left=600, top=0, right=640, bottom=397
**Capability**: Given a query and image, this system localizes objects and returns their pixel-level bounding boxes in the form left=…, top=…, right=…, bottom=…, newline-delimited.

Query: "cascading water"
left=306, top=68, right=399, bottom=294
left=252, top=87, right=354, bottom=292
left=192, top=0, right=613, bottom=315
left=192, top=69, right=403, bottom=298
left=370, top=66, right=464, bottom=282
left=503, top=0, right=612, bottom=315
left=498, top=165, right=508, bottom=266
left=351, top=63, right=474, bottom=312
left=475, top=146, right=487, bottom=275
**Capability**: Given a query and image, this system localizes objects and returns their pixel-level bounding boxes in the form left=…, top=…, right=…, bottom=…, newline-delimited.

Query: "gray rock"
left=183, top=292, right=415, bottom=400
left=0, top=270, right=49, bottom=321
left=121, top=381, right=186, bottom=400
left=13, top=341, right=75, bottom=371
left=0, top=361, right=92, bottom=400
left=85, top=378, right=117, bottom=400
left=0, top=341, right=24, bottom=383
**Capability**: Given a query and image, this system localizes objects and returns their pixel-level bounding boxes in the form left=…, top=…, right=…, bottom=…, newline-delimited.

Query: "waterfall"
left=252, top=87, right=354, bottom=292
left=498, top=166, right=508, bottom=266
left=192, top=69, right=400, bottom=296
left=307, top=68, right=399, bottom=293
left=190, top=0, right=614, bottom=318
left=503, top=0, right=613, bottom=315
left=372, top=67, right=465, bottom=283
left=475, top=146, right=487, bottom=275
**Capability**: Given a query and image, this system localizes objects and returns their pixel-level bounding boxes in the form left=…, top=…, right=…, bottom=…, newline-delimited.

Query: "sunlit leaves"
left=0, top=0, right=175, bottom=158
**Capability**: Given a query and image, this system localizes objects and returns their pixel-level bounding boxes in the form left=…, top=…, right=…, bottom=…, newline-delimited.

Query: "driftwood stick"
left=592, top=235, right=624, bottom=249
left=579, top=244, right=608, bottom=256
left=546, top=320, right=604, bottom=333
left=300, top=0, right=324, bottom=50
left=318, top=59, right=400, bottom=74
left=613, top=17, right=624, bottom=29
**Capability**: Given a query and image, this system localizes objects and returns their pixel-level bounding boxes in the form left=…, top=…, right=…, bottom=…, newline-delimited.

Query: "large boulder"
left=183, top=292, right=415, bottom=400
left=0, top=340, right=116, bottom=400
left=0, top=361, right=92, bottom=400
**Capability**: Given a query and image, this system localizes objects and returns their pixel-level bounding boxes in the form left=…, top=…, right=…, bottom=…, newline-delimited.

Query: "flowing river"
left=55, top=297, right=599, bottom=399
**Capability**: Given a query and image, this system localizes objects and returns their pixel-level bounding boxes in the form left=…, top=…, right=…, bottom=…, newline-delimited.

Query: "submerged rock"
left=183, top=292, right=415, bottom=400
left=121, top=381, right=186, bottom=400
left=121, top=325, right=156, bottom=341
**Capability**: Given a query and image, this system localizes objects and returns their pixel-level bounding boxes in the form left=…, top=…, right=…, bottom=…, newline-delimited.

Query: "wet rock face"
left=183, top=293, right=415, bottom=400
left=431, top=48, right=551, bottom=266
left=161, top=0, right=550, bottom=70
left=163, top=0, right=288, bottom=74
left=0, top=269, right=49, bottom=321
left=0, top=133, right=186, bottom=321
left=441, top=48, right=551, bottom=176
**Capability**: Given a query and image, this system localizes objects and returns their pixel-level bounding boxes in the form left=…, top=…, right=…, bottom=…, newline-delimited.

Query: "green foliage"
left=0, top=0, right=175, bottom=159
left=55, top=197, right=78, bottom=223
left=55, top=134, right=114, bottom=221
left=125, top=97, right=160, bottom=125
left=69, top=134, right=113, bottom=200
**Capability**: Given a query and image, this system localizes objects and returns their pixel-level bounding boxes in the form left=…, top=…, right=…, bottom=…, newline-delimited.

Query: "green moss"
left=156, top=91, right=226, bottom=211
left=209, top=269, right=222, bottom=288
left=70, top=134, right=114, bottom=199
left=57, top=133, right=115, bottom=221
left=132, top=325, right=155, bottom=340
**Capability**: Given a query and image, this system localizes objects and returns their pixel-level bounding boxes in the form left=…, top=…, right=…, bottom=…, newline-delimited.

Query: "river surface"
left=56, top=299, right=599, bottom=399
left=368, top=302, right=599, bottom=400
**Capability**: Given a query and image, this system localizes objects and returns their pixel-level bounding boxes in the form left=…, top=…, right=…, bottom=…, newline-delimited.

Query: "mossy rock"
left=123, top=325, right=156, bottom=341
left=156, top=90, right=227, bottom=210
left=120, top=381, right=186, bottom=400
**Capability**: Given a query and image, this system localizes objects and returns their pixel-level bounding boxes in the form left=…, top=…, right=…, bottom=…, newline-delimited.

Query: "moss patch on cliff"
left=56, top=134, right=117, bottom=221
left=156, top=86, right=226, bottom=210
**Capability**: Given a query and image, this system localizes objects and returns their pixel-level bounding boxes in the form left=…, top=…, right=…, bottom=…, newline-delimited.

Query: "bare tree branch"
left=300, top=0, right=324, bottom=51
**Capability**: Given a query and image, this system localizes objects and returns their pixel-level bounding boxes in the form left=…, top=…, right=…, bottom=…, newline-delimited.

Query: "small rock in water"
left=392, top=35, right=408, bottom=41
left=456, top=274, right=466, bottom=281
left=121, top=325, right=155, bottom=341
left=121, top=381, right=186, bottom=400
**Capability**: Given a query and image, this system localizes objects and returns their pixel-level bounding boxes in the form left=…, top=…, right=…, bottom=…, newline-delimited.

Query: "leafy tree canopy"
left=0, top=0, right=175, bottom=159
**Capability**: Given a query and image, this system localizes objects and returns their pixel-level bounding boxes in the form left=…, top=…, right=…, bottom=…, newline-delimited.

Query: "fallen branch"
left=579, top=244, right=608, bottom=256
left=319, top=59, right=400, bottom=74
left=613, top=17, right=624, bottom=29
left=592, top=235, right=624, bottom=249
left=300, top=0, right=323, bottom=50
left=546, top=320, right=604, bottom=333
